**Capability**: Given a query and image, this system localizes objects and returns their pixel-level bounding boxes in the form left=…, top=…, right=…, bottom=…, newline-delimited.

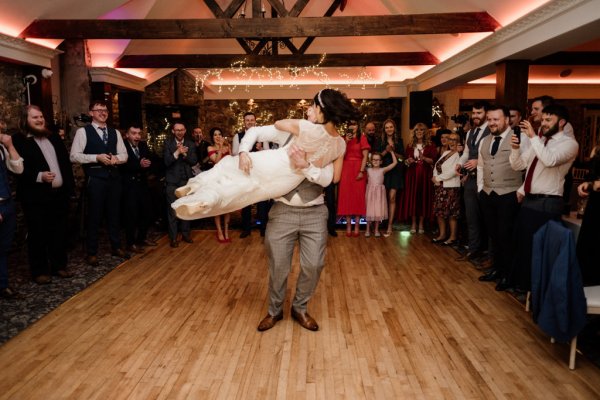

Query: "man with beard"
left=456, top=101, right=490, bottom=261
left=530, top=96, right=574, bottom=138
left=364, top=121, right=379, bottom=149
left=14, top=105, right=74, bottom=284
left=476, top=106, right=523, bottom=291
left=0, top=120, right=23, bottom=298
left=507, top=104, right=578, bottom=292
left=70, top=100, right=129, bottom=266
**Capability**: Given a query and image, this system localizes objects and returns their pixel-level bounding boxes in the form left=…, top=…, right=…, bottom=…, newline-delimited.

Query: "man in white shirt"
left=70, top=100, right=129, bottom=266
left=508, top=104, right=578, bottom=292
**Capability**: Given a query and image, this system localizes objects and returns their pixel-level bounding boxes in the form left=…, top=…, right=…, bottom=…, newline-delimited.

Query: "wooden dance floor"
left=1, top=231, right=599, bottom=399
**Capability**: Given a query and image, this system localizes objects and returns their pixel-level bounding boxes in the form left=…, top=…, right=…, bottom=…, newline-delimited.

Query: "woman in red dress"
left=337, top=120, right=370, bottom=236
left=400, top=123, right=437, bottom=233
left=207, top=127, right=232, bottom=243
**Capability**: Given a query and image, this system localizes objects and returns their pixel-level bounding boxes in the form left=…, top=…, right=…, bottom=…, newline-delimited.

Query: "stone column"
left=59, top=39, right=91, bottom=138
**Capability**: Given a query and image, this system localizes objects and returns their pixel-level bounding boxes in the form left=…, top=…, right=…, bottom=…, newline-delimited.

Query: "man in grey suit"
left=238, top=130, right=336, bottom=332
left=164, top=121, right=197, bottom=248
left=476, top=105, right=523, bottom=290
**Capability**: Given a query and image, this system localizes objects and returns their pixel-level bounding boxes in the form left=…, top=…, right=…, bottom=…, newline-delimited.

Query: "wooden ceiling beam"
left=20, top=13, right=500, bottom=39
left=115, top=52, right=439, bottom=68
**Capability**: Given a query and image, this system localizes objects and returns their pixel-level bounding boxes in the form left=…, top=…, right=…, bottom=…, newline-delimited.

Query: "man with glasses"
left=70, top=100, right=129, bottom=266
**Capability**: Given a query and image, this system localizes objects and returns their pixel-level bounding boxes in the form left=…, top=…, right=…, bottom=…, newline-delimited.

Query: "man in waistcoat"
left=70, top=100, right=129, bottom=266
left=456, top=101, right=491, bottom=261
left=238, top=126, right=338, bottom=332
left=0, top=121, right=24, bottom=299
left=164, top=121, right=197, bottom=248
left=14, top=105, right=75, bottom=284
left=120, top=124, right=157, bottom=254
left=476, top=105, right=523, bottom=291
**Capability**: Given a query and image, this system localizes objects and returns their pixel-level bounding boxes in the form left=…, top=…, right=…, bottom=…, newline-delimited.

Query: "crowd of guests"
left=1, top=96, right=597, bottom=304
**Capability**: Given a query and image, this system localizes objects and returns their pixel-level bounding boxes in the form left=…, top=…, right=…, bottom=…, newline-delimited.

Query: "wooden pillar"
left=495, top=60, right=529, bottom=110
left=58, top=39, right=92, bottom=138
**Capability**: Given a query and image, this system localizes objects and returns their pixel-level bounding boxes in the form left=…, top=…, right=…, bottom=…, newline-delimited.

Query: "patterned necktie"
left=523, top=136, right=550, bottom=194
left=133, top=146, right=140, bottom=158
left=99, top=127, right=108, bottom=145
left=491, top=136, right=502, bottom=156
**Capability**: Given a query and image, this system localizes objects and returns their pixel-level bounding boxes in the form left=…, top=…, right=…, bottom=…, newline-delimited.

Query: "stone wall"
left=202, top=98, right=403, bottom=138
left=0, top=61, right=26, bottom=131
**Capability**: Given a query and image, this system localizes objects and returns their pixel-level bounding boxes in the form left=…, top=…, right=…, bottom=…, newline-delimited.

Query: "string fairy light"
left=188, top=54, right=377, bottom=93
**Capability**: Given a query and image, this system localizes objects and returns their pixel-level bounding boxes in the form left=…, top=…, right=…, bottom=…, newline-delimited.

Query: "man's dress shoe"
left=112, top=248, right=130, bottom=259
left=170, top=240, right=179, bottom=248
left=257, top=312, right=283, bottom=332
left=34, top=275, right=52, bottom=285
left=182, top=236, right=194, bottom=244
left=141, top=239, right=158, bottom=247
left=291, top=308, right=319, bottom=331
left=495, top=278, right=511, bottom=291
left=86, top=255, right=99, bottom=266
left=479, top=269, right=500, bottom=282
left=127, top=244, right=145, bottom=254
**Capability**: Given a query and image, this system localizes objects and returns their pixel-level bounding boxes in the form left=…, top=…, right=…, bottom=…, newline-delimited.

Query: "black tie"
left=99, top=127, right=108, bottom=145
left=133, top=146, right=140, bottom=158
left=471, top=127, right=480, bottom=147
left=491, top=136, right=502, bottom=156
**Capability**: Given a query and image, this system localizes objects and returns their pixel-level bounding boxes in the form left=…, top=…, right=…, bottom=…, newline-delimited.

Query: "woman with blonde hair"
left=400, top=122, right=437, bottom=233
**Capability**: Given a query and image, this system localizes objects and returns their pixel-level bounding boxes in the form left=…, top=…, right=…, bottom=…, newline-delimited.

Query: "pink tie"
left=523, top=136, right=549, bottom=194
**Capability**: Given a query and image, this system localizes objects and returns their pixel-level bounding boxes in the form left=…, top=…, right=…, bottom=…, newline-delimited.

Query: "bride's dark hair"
left=314, top=89, right=361, bottom=125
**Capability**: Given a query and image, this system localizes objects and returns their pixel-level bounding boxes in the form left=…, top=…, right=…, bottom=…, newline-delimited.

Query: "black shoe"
left=182, top=236, right=193, bottom=244
left=170, top=240, right=179, bottom=248
left=431, top=237, right=446, bottom=244
left=0, top=287, right=18, bottom=299
left=112, top=248, right=131, bottom=259
left=495, top=278, right=511, bottom=291
left=240, top=231, right=251, bottom=238
left=479, top=270, right=499, bottom=282
left=328, top=229, right=338, bottom=237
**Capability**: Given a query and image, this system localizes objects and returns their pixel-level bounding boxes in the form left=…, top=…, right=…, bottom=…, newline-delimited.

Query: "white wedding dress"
left=172, top=120, right=346, bottom=220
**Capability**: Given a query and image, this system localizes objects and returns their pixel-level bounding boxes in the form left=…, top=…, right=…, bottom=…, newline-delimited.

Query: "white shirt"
left=509, top=131, right=578, bottom=196
left=231, top=131, right=269, bottom=156
left=34, top=136, right=63, bottom=188
left=70, top=123, right=128, bottom=164
left=0, top=145, right=24, bottom=175
left=239, top=125, right=334, bottom=206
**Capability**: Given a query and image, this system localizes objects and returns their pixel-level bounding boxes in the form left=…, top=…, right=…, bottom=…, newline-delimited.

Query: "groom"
left=238, top=131, right=335, bottom=332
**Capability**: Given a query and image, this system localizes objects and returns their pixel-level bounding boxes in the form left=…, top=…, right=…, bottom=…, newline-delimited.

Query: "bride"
left=172, top=89, right=359, bottom=220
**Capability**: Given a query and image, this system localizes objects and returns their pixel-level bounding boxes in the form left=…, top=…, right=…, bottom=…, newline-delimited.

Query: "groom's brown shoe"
left=257, top=312, right=283, bottom=332
left=291, top=308, right=319, bottom=331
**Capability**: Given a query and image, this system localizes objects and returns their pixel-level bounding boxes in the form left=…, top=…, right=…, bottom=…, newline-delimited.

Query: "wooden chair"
left=568, top=285, right=600, bottom=369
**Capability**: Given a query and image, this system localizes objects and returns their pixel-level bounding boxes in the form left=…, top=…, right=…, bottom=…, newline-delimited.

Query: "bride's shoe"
left=175, top=185, right=192, bottom=198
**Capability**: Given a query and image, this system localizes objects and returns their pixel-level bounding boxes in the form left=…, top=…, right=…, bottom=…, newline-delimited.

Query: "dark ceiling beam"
left=298, top=0, right=340, bottom=54
left=20, top=13, right=500, bottom=39
left=533, top=52, right=600, bottom=65
left=115, top=52, right=439, bottom=68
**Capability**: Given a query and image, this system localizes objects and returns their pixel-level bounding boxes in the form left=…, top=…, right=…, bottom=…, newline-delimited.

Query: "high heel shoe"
left=443, top=239, right=457, bottom=246
left=352, top=231, right=360, bottom=237
left=345, top=231, right=352, bottom=237
left=431, top=237, right=446, bottom=244
left=216, top=232, right=227, bottom=244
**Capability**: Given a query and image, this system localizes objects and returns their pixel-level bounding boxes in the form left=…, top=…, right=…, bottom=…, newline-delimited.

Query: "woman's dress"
left=432, top=150, right=461, bottom=219
left=172, top=121, right=346, bottom=220
left=399, top=143, right=437, bottom=221
left=365, top=168, right=387, bottom=222
left=374, top=138, right=405, bottom=191
left=337, top=135, right=370, bottom=216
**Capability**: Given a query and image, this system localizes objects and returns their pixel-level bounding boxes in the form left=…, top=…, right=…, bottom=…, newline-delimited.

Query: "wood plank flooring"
left=0, top=230, right=599, bottom=399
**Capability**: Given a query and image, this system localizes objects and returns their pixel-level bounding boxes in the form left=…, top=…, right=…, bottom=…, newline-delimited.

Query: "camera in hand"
left=460, top=166, right=469, bottom=176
